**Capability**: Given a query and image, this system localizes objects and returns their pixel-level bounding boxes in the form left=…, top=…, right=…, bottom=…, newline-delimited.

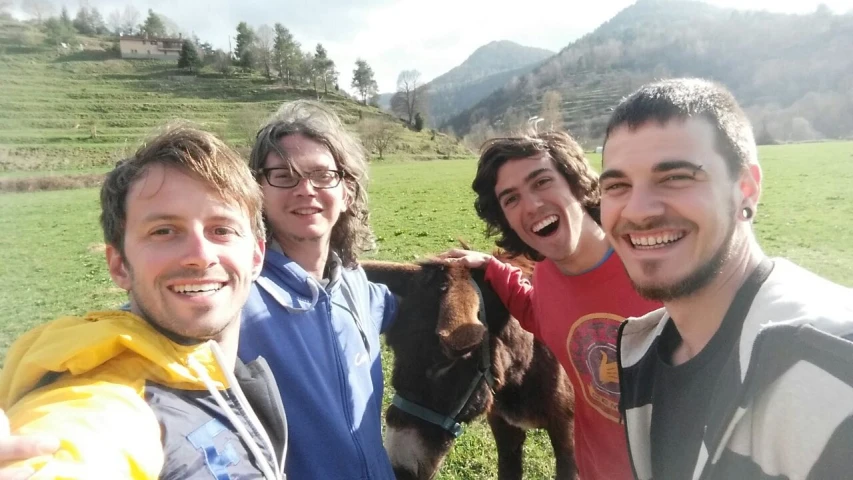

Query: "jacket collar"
left=256, top=248, right=344, bottom=313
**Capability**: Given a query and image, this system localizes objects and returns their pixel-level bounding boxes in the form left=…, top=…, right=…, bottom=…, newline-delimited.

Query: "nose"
left=181, top=228, right=218, bottom=269
left=291, top=176, right=317, bottom=196
left=520, top=192, right=544, bottom=216
left=620, top=184, right=665, bottom=226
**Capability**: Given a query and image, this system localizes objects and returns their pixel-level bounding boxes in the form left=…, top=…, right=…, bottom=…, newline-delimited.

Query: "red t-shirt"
left=485, top=250, right=661, bottom=480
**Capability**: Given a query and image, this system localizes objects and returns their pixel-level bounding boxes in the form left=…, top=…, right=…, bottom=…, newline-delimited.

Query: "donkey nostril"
left=437, top=330, right=450, bottom=338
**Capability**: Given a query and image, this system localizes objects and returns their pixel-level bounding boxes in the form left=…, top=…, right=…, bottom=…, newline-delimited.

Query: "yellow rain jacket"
left=0, top=310, right=287, bottom=479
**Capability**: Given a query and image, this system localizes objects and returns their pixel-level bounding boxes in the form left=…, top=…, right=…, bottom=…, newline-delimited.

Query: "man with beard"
left=600, top=78, right=853, bottom=480
left=440, top=130, right=661, bottom=480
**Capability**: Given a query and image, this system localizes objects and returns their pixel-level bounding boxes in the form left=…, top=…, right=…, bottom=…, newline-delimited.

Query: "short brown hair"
left=249, top=100, right=373, bottom=268
left=100, top=123, right=265, bottom=253
left=472, top=130, right=600, bottom=261
left=604, top=78, right=757, bottom=178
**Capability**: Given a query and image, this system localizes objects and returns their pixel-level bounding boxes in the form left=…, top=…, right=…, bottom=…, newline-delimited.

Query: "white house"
left=119, top=34, right=182, bottom=60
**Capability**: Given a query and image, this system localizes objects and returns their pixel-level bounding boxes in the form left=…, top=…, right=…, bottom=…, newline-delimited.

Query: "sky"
left=11, top=0, right=853, bottom=94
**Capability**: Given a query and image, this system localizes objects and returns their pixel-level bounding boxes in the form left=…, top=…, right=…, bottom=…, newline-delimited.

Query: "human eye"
left=270, top=169, right=294, bottom=181
left=501, top=194, right=519, bottom=208
left=150, top=226, right=176, bottom=237
left=534, top=176, right=553, bottom=188
left=601, top=181, right=630, bottom=195
left=310, top=170, right=338, bottom=187
left=212, top=226, right=239, bottom=237
left=661, top=172, right=696, bottom=186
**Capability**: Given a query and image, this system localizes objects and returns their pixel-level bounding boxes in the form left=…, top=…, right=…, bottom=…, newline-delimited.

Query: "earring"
left=741, top=206, right=754, bottom=220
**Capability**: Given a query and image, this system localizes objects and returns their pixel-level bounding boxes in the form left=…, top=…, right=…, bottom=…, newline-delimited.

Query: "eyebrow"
left=652, top=160, right=704, bottom=173
left=496, top=168, right=551, bottom=202
left=599, top=160, right=704, bottom=183
left=139, top=212, right=243, bottom=226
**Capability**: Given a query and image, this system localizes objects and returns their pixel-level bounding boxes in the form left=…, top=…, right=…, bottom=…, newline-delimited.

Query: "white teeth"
left=629, top=232, right=685, bottom=249
left=294, top=208, right=320, bottom=215
left=172, top=283, right=224, bottom=294
left=532, top=215, right=558, bottom=233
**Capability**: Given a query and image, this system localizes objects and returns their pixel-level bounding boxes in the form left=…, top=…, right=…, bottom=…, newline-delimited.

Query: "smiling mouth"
left=169, top=282, right=225, bottom=296
left=531, top=215, right=559, bottom=237
left=293, top=207, right=322, bottom=215
left=627, top=231, right=686, bottom=250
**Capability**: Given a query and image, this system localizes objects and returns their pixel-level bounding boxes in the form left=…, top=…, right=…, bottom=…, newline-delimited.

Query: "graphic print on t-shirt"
left=565, top=313, right=624, bottom=422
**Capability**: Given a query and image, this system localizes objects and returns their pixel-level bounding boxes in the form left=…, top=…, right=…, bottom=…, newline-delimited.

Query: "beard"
left=629, top=207, right=737, bottom=302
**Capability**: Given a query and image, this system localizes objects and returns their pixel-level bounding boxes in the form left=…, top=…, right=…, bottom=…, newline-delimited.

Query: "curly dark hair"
left=472, top=130, right=600, bottom=261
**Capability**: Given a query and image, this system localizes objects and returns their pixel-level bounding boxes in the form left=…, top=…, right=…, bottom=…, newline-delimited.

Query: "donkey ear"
left=361, top=260, right=422, bottom=298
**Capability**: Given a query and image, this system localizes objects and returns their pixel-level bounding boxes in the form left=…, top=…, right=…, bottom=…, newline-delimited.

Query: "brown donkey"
left=364, top=259, right=576, bottom=480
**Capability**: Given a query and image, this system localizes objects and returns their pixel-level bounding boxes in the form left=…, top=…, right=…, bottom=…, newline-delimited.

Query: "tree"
left=59, top=6, right=72, bottom=27
left=72, top=6, right=104, bottom=36
left=139, top=9, right=165, bottom=37
left=391, top=70, right=426, bottom=126
left=313, top=44, right=336, bottom=95
left=234, top=22, right=256, bottom=70
left=255, top=25, right=274, bottom=80
left=21, top=0, right=53, bottom=23
left=178, top=40, right=202, bottom=73
left=212, top=49, right=233, bottom=77
left=301, top=51, right=319, bottom=97
left=351, top=59, right=378, bottom=105
left=540, top=90, right=563, bottom=131
left=120, top=6, right=140, bottom=35
left=413, top=112, right=425, bottom=132
left=42, top=17, right=76, bottom=46
left=273, top=24, right=300, bottom=84
left=358, top=118, right=401, bottom=159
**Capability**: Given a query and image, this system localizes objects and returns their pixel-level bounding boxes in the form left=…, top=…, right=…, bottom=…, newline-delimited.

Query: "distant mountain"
left=446, top=0, right=853, bottom=145
left=424, top=41, right=554, bottom=127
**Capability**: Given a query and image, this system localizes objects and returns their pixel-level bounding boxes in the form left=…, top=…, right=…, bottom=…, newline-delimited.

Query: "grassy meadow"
left=2, top=142, right=853, bottom=478
left=2, top=15, right=852, bottom=480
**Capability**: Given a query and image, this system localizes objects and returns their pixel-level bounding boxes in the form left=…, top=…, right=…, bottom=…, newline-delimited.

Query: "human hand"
left=435, top=249, right=494, bottom=269
left=0, top=409, right=59, bottom=479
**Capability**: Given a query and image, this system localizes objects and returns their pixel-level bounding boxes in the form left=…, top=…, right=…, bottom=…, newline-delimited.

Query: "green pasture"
left=1, top=142, right=852, bottom=478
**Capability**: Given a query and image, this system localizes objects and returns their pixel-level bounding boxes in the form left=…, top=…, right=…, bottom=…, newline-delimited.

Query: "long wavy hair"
left=249, top=101, right=373, bottom=268
left=472, top=130, right=600, bottom=261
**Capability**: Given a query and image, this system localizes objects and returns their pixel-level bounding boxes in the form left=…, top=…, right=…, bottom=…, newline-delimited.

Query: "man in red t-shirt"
left=441, top=131, right=660, bottom=480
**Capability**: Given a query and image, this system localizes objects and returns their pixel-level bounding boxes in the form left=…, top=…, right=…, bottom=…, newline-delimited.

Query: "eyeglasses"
left=259, top=168, right=344, bottom=189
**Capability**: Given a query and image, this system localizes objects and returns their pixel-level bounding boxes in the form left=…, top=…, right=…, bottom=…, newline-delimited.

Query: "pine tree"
left=178, top=40, right=202, bottom=73
left=351, top=59, right=378, bottom=105
left=273, top=24, right=299, bottom=84
left=234, top=22, right=256, bottom=70
left=139, top=9, right=165, bottom=37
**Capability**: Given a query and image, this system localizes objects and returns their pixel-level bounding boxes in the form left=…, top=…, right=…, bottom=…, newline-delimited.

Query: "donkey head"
left=363, top=260, right=507, bottom=480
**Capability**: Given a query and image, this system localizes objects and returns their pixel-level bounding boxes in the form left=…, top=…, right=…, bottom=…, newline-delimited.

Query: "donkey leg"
left=487, top=412, right=526, bottom=480
left=546, top=420, right=577, bottom=480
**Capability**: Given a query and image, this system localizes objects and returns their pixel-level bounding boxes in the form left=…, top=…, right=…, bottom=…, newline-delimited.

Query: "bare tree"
left=21, top=0, right=54, bottom=22
left=255, top=24, right=274, bottom=80
left=107, top=9, right=122, bottom=34
left=539, top=90, right=563, bottom=131
left=391, top=70, right=427, bottom=126
left=120, top=5, right=140, bottom=35
left=358, top=118, right=401, bottom=159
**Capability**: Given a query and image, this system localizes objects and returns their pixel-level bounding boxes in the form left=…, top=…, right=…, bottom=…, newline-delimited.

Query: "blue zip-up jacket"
left=239, top=248, right=397, bottom=480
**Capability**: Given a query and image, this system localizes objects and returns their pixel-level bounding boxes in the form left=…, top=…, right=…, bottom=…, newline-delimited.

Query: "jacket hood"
left=0, top=310, right=230, bottom=409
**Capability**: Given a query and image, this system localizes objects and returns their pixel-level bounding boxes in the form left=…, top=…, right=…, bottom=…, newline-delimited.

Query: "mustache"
left=611, top=216, right=695, bottom=236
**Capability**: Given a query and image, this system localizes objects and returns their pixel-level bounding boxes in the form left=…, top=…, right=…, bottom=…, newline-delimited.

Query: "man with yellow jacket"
left=0, top=125, right=287, bottom=479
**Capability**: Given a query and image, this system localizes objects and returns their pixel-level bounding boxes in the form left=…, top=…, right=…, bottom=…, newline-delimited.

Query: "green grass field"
left=1, top=142, right=852, bottom=478
left=0, top=19, right=466, bottom=177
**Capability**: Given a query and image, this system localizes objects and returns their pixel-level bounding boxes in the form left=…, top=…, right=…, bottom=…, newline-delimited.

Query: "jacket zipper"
left=324, top=292, right=370, bottom=479
left=616, top=319, right=643, bottom=480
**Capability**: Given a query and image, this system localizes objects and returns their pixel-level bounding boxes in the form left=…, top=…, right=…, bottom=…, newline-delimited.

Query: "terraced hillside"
left=0, top=19, right=467, bottom=175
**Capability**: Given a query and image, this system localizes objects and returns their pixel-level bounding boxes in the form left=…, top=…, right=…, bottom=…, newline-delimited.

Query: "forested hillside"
left=447, top=0, right=853, bottom=146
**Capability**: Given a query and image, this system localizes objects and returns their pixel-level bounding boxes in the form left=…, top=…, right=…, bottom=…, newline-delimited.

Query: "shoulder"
left=618, top=308, right=669, bottom=369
